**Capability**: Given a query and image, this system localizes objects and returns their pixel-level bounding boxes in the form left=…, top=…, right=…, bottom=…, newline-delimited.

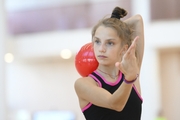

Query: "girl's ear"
left=119, top=44, right=128, bottom=58
left=122, top=44, right=128, bottom=54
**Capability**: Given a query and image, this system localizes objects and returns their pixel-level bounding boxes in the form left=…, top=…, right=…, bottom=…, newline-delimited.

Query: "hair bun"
left=111, top=7, right=127, bottom=19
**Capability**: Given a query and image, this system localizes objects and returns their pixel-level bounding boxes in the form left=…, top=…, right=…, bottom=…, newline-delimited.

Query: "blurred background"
left=0, top=0, right=180, bottom=120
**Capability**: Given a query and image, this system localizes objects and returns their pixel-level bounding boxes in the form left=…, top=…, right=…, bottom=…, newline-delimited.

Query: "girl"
left=74, top=6, right=144, bottom=120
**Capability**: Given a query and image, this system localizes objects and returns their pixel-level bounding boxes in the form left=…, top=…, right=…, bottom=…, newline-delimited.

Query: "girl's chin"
left=98, top=61, right=112, bottom=66
left=98, top=60, right=117, bottom=65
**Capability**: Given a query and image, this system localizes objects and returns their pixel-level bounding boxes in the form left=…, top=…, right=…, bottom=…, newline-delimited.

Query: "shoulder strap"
left=91, top=72, right=104, bottom=81
left=88, top=72, right=104, bottom=87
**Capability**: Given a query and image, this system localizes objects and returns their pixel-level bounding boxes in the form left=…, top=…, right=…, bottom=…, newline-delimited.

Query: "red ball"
left=75, top=43, right=98, bottom=77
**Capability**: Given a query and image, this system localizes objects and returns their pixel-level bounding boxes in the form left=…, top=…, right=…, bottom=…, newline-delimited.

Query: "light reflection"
left=4, top=53, right=14, bottom=63
left=60, top=49, right=72, bottom=59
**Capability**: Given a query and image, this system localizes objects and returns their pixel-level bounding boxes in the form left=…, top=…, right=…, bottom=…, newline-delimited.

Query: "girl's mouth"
left=98, top=55, right=107, bottom=58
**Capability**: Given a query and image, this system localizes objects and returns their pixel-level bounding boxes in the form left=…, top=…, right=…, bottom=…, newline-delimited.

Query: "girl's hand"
left=115, top=36, right=139, bottom=81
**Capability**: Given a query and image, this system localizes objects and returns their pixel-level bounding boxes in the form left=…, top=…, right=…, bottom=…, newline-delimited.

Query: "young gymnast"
left=74, top=6, right=144, bottom=120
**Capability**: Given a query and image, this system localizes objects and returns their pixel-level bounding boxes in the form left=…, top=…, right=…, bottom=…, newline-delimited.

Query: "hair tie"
left=111, top=13, right=121, bottom=19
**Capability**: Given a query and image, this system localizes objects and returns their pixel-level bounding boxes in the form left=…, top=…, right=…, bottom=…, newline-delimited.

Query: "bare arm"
left=74, top=77, right=133, bottom=112
left=124, top=14, right=145, bottom=69
left=123, top=14, right=144, bottom=96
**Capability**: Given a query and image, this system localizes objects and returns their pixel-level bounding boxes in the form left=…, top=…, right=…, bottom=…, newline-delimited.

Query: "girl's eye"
left=94, top=40, right=100, bottom=44
left=107, top=41, right=114, bottom=46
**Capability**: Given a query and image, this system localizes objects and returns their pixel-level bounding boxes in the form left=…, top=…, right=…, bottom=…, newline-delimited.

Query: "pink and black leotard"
left=82, top=70, right=143, bottom=120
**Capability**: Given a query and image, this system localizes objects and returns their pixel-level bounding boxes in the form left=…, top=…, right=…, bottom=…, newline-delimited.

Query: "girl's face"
left=93, top=25, right=126, bottom=66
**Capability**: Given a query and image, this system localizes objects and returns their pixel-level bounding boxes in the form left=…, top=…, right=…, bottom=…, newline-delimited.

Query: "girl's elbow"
left=109, top=103, right=125, bottom=112
left=135, top=14, right=143, bottom=20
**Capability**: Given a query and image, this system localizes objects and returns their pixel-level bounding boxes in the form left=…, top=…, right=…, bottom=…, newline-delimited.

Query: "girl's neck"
left=97, top=65, right=119, bottom=79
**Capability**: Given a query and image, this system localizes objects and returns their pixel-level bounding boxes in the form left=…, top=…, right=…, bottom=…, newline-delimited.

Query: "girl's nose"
left=99, top=44, right=106, bottom=53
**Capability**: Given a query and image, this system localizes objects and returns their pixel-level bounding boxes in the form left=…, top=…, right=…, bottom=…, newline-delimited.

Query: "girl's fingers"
left=116, top=36, right=139, bottom=74
left=132, top=36, right=139, bottom=48
left=126, top=36, right=139, bottom=54
left=115, top=62, right=120, bottom=68
left=115, top=62, right=124, bottom=73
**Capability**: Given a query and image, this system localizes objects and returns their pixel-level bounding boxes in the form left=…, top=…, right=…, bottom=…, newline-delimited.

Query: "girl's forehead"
left=95, top=26, right=118, bottom=37
left=96, top=25, right=116, bottom=31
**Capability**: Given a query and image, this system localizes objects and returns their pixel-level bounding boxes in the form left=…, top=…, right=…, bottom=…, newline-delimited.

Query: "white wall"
left=141, top=20, right=180, bottom=120
left=0, top=0, right=7, bottom=119
left=12, top=29, right=92, bottom=59
left=6, top=58, right=85, bottom=120
left=6, top=28, right=93, bottom=120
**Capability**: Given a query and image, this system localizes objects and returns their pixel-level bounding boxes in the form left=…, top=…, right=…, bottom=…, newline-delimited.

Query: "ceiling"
left=4, top=0, right=132, bottom=35
left=5, top=0, right=113, bottom=11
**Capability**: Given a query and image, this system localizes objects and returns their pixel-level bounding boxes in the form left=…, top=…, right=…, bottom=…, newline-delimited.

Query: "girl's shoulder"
left=74, top=76, right=98, bottom=90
